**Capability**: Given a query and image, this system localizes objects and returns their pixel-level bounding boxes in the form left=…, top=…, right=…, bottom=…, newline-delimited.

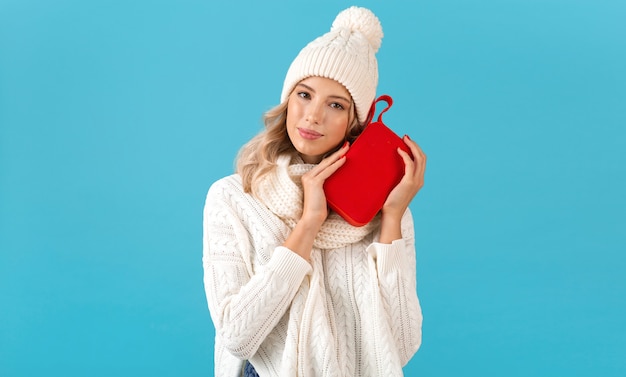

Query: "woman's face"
left=286, top=76, right=353, bottom=164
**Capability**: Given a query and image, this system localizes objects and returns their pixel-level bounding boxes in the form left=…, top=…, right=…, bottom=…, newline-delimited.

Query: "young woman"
left=203, top=7, right=426, bottom=377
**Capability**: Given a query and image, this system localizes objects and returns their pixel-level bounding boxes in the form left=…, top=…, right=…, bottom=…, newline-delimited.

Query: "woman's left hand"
left=382, top=135, right=427, bottom=219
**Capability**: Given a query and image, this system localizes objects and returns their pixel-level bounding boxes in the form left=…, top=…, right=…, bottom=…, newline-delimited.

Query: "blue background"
left=1, top=0, right=624, bottom=375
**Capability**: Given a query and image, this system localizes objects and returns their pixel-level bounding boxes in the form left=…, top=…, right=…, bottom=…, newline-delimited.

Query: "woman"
left=203, top=6, right=426, bottom=377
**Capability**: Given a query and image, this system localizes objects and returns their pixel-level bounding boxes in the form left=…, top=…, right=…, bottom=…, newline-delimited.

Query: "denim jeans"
left=243, top=360, right=259, bottom=377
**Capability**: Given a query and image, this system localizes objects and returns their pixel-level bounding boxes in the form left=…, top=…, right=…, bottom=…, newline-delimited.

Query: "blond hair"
left=237, top=100, right=363, bottom=195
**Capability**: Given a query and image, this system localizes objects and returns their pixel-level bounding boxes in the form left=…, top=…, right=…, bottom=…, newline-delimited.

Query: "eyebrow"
left=296, top=83, right=351, bottom=104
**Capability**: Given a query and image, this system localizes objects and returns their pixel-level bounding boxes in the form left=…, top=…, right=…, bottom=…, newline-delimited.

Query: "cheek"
left=285, top=103, right=296, bottom=128
left=332, top=116, right=350, bottom=137
left=285, top=110, right=294, bottom=129
left=286, top=100, right=303, bottom=125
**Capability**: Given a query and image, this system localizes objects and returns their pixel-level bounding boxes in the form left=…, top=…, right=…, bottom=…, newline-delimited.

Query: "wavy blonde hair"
left=236, top=99, right=363, bottom=195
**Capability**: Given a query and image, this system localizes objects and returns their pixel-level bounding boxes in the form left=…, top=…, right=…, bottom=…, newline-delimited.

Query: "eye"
left=297, top=91, right=311, bottom=100
left=330, top=102, right=345, bottom=110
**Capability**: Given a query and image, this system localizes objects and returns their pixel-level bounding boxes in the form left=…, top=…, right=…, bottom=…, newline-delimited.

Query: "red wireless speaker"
left=324, top=95, right=412, bottom=227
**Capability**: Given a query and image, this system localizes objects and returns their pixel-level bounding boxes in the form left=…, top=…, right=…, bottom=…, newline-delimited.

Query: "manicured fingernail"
left=404, top=134, right=411, bottom=140
left=343, top=141, right=350, bottom=148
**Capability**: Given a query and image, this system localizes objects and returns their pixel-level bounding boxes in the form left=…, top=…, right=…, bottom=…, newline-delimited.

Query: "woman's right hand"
left=300, top=142, right=350, bottom=226
left=283, top=142, right=349, bottom=261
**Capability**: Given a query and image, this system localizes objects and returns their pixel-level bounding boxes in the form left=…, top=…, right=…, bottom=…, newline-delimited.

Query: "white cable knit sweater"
left=203, top=170, right=423, bottom=376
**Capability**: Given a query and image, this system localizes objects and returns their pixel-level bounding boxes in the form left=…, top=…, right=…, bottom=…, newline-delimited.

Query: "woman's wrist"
left=378, top=209, right=404, bottom=244
left=283, top=217, right=322, bottom=262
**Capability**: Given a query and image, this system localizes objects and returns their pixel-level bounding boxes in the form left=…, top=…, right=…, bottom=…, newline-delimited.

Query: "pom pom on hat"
left=331, top=6, right=383, bottom=53
left=281, top=7, right=384, bottom=124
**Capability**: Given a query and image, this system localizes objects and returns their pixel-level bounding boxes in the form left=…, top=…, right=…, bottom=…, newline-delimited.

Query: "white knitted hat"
left=280, top=6, right=383, bottom=124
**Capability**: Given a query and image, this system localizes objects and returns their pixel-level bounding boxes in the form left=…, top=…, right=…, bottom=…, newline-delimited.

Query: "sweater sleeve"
left=202, top=180, right=312, bottom=360
left=366, top=208, right=423, bottom=367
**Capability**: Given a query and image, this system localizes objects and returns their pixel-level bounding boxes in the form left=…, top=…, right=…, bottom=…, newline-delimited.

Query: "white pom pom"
left=331, top=6, right=383, bottom=52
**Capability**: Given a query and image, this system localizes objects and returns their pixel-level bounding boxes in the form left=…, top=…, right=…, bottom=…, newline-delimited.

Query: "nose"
left=305, top=101, right=323, bottom=124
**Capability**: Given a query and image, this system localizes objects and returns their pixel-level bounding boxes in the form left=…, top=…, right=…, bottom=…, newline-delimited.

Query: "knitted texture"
left=281, top=6, right=383, bottom=123
left=255, top=154, right=380, bottom=249
left=203, top=173, right=423, bottom=376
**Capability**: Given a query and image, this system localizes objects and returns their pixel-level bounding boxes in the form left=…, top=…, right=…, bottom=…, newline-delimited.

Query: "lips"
left=297, top=128, right=323, bottom=140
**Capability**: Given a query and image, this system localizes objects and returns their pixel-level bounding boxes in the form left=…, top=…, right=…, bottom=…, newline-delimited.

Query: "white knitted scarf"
left=256, top=154, right=379, bottom=250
